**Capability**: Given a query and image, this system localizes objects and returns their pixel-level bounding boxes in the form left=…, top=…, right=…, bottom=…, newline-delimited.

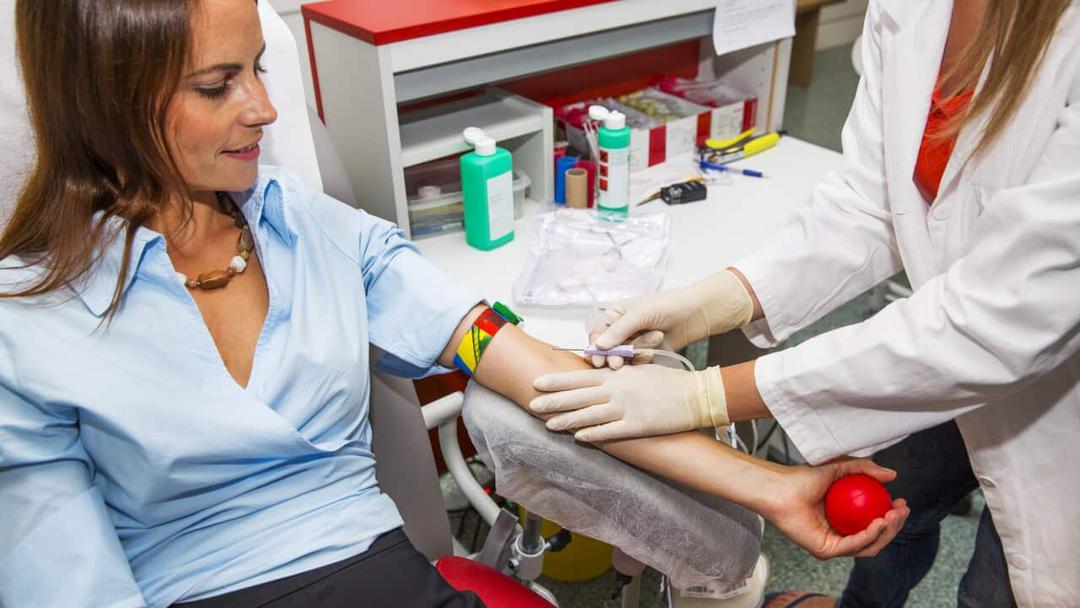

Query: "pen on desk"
left=699, top=160, right=765, bottom=178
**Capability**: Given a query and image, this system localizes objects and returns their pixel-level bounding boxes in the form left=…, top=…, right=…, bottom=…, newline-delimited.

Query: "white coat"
left=734, top=1, right=1080, bottom=605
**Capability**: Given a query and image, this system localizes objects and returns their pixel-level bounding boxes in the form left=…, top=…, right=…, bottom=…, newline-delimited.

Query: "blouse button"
left=1008, top=554, right=1029, bottom=570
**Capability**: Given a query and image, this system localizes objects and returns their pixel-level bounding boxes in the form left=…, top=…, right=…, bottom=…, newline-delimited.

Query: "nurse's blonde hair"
left=937, top=0, right=1071, bottom=155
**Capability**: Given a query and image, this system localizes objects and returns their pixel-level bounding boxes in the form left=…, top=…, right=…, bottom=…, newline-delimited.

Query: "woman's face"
left=167, top=0, right=277, bottom=195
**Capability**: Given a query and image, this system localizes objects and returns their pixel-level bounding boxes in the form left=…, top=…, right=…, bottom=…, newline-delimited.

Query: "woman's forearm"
left=466, top=322, right=786, bottom=516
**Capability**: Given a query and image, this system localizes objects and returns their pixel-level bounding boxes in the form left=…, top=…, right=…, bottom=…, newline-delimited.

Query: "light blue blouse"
left=0, top=167, right=480, bottom=607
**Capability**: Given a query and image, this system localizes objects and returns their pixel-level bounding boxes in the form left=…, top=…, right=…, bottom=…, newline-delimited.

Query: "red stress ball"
left=825, top=474, right=893, bottom=535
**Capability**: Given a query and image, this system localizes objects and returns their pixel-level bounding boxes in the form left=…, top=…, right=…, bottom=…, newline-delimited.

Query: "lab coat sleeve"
left=0, top=379, right=146, bottom=607
left=756, top=69, right=1080, bottom=465
left=735, top=3, right=902, bottom=347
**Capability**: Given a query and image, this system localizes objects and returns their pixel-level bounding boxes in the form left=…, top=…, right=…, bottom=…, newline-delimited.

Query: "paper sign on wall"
left=712, top=0, right=796, bottom=56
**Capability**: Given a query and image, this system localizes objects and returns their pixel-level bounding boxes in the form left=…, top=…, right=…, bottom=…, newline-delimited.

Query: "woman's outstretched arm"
left=438, top=306, right=908, bottom=559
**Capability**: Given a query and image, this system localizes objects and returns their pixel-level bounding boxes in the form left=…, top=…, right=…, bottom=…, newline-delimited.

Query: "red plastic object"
left=573, top=160, right=596, bottom=207
left=302, top=0, right=615, bottom=46
left=824, top=474, right=893, bottom=536
left=435, top=556, right=554, bottom=607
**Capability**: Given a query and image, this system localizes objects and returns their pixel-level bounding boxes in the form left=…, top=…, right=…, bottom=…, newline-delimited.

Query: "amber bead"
left=196, top=270, right=231, bottom=290
left=237, top=228, right=253, bottom=253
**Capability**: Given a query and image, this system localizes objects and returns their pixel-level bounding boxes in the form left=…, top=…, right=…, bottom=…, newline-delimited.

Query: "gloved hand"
left=530, top=364, right=728, bottom=442
left=587, top=269, right=754, bottom=369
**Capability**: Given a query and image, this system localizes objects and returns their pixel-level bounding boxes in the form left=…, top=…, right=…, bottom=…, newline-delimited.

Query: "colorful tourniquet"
left=453, top=307, right=508, bottom=376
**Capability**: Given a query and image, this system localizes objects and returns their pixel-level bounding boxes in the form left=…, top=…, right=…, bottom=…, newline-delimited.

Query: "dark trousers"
left=837, top=422, right=1016, bottom=608
left=174, top=529, right=485, bottom=608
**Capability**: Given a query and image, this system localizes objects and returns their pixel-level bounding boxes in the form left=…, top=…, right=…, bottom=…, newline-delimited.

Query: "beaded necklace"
left=175, top=192, right=253, bottom=291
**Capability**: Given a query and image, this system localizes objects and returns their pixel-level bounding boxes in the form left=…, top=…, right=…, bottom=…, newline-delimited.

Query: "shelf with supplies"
left=399, top=88, right=552, bottom=239
left=302, top=0, right=793, bottom=239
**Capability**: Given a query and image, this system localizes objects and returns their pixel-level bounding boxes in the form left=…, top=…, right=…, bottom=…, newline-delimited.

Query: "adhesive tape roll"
left=566, top=168, right=588, bottom=208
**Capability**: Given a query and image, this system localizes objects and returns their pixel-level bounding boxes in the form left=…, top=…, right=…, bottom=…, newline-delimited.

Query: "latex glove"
left=587, top=269, right=753, bottom=369
left=530, top=364, right=728, bottom=442
left=765, top=458, right=910, bottom=559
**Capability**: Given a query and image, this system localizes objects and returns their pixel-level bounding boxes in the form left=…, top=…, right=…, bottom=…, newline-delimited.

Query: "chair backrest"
left=0, top=0, right=32, bottom=225
left=0, top=0, right=453, bottom=561
left=0, top=0, right=326, bottom=218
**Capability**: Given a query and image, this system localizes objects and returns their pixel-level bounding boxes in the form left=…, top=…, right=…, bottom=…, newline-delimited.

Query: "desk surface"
left=416, top=137, right=842, bottom=347
left=304, top=0, right=615, bottom=45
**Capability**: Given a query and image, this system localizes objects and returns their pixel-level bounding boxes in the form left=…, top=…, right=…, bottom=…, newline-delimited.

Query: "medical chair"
left=258, top=9, right=772, bottom=602
left=0, top=2, right=768, bottom=605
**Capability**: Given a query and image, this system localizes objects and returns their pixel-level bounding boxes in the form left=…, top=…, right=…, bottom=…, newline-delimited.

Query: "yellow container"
left=523, top=512, right=613, bottom=582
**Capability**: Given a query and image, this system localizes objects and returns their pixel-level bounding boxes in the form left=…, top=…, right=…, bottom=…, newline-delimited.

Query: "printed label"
left=710, top=102, right=746, bottom=140
left=486, top=171, right=514, bottom=241
left=597, top=146, right=629, bottom=210
left=679, top=577, right=751, bottom=600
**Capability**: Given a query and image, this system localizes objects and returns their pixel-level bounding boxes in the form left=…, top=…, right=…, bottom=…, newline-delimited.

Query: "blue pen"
left=699, top=160, right=765, bottom=178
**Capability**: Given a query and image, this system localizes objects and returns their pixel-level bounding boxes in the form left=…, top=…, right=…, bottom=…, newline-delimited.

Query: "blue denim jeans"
left=837, top=421, right=1016, bottom=608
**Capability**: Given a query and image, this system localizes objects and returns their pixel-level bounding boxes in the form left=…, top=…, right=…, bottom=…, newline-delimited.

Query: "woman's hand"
left=586, top=270, right=755, bottom=369
left=763, top=458, right=910, bottom=559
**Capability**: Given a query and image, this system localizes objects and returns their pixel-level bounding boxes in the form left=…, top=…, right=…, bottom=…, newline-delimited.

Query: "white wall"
left=265, top=0, right=319, bottom=110
left=815, top=0, right=868, bottom=50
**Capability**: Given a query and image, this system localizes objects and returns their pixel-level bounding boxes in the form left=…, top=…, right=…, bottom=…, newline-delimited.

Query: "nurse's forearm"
left=458, top=320, right=786, bottom=515
left=721, top=360, right=772, bottom=422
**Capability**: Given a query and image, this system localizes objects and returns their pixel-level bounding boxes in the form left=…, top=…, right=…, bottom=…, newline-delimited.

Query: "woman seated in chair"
left=0, top=1, right=907, bottom=607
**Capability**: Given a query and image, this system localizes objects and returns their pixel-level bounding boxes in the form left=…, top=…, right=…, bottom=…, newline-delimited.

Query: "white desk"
left=416, top=137, right=842, bottom=347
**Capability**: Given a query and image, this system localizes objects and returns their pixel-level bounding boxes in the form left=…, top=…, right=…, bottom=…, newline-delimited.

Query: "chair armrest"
left=423, top=391, right=503, bottom=527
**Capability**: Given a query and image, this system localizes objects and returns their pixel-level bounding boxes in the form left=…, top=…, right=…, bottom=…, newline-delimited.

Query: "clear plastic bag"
left=512, top=207, right=671, bottom=306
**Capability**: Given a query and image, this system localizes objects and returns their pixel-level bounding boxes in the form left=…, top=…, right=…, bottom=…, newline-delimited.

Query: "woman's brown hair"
left=937, top=0, right=1072, bottom=155
left=0, top=0, right=194, bottom=317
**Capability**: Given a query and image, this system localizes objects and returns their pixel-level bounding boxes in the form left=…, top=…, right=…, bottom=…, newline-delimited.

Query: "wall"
left=815, top=0, right=868, bottom=50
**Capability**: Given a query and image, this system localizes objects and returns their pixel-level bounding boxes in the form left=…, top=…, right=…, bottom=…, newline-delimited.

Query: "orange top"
left=914, top=86, right=974, bottom=201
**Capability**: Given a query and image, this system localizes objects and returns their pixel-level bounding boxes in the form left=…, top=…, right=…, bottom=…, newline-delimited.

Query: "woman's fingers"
left=534, top=368, right=609, bottom=392
left=529, top=386, right=609, bottom=414
left=854, top=499, right=910, bottom=557
left=546, top=403, right=620, bottom=432
left=834, top=457, right=897, bottom=484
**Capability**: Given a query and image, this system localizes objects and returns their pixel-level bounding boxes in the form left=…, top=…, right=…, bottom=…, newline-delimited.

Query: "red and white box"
left=656, top=76, right=757, bottom=142
left=556, top=84, right=756, bottom=172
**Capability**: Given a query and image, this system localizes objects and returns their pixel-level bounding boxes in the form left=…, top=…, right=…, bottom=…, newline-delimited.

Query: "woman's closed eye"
left=194, top=61, right=267, bottom=101
left=196, top=80, right=231, bottom=100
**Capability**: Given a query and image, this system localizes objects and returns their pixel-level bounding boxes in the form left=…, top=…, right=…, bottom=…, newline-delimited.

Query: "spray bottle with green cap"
left=589, top=105, right=631, bottom=218
left=460, top=127, right=514, bottom=250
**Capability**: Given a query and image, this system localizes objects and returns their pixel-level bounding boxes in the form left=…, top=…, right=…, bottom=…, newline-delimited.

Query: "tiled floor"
left=449, top=43, right=981, bottom=607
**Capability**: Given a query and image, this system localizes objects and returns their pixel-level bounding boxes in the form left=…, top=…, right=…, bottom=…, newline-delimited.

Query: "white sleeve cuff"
left=754, top=351, right=844, bottom=465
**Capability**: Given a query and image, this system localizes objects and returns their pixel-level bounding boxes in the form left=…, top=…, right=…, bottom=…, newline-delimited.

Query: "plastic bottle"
left=589, top=105, right=631, bottom=218
left=460, top=127, right=514, bottom=250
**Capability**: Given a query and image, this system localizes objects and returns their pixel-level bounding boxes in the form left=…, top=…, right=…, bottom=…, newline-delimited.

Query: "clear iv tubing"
left=555, top=345, right=752, bottom=453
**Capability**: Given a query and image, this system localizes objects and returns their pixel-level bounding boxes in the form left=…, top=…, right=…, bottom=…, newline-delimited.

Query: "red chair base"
left=435, top=556, right=554, bottom=607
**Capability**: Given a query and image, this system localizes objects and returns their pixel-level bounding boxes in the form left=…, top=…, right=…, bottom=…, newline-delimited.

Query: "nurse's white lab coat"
left=734, top=1, right=1079, bottom=604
